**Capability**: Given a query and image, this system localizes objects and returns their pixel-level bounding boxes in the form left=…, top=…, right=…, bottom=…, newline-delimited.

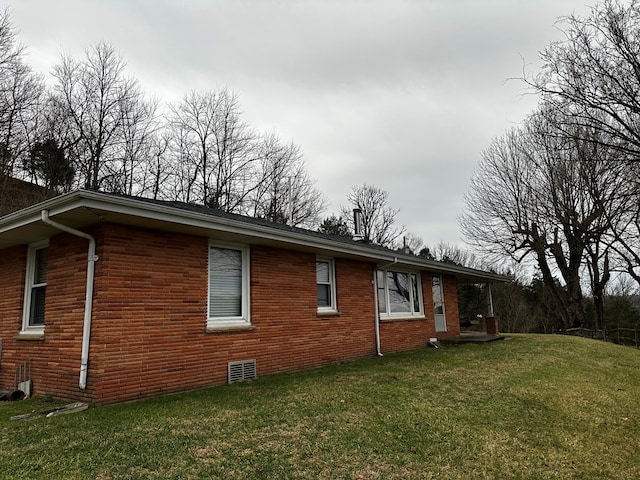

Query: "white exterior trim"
left=0, top=190, right=511, bottom=283
left=21, top=240, right=49, bottom=334
left=316, top=256, right=338, bottom=314
left=376, top=267, right=425, bottom=319
left=207, top=240, right=251, bottom=328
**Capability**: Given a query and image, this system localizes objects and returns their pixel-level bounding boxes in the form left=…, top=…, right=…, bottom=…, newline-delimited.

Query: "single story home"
left=0, top=190, right=507, bottom=404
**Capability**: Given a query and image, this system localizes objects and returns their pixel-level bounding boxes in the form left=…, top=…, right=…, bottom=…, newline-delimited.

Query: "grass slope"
left=1, top=334, right=639, bottom=479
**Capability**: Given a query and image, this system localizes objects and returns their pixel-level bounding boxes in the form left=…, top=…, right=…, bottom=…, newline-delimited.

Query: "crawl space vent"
left=228, top=360, right=257, bottom=384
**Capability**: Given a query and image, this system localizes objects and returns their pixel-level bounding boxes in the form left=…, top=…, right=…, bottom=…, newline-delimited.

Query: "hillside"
left=1, top=334, right=639, bottom=479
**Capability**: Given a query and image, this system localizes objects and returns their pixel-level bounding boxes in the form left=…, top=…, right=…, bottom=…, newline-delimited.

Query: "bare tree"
left=141, top=130, right=172, bottom=200
left=166, top=89, right=261, bottom=211
left=106, top=95, right=159, bottom=196
left=424, top=241, right=488, bottom=269
left=165, top=116, right=200, bottom=203
left=51, top=42, right=151, bottom=191
left=461, top=106, right=621, bottom=329
left=528, top=0, right=640, bottom=158
left=0, top=9, right=43, bottom=177
left=595, top=158, right=640, bottom=289
left=249, top=132, right=325, bottom=227
left=341, top=184, right=405, bottom=248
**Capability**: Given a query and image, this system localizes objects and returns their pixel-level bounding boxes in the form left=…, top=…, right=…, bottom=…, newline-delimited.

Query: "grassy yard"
left=1, top=334, right=639, bottom=480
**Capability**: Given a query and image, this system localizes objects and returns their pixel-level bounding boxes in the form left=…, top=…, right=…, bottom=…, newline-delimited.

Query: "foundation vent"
left=228, top=360, right=257, bottom=384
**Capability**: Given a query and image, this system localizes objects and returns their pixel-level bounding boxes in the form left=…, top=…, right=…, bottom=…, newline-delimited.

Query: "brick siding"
left=0, top=235, right=92, bottom=402
left=0, top=224, right=461, bottom=404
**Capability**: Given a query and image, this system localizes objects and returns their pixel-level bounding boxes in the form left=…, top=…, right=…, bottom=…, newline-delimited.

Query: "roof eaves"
left=0, top=190, right=511, bottom=283
left=0, top=191, right=84, bottom=234
left=77, top=190, right=405, bottom=260
left=90, top=193, right=511, bottom=282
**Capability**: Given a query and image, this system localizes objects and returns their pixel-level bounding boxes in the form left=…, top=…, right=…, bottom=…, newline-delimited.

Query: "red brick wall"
left=1, top=224, right=462, bottom=404
left=88, top=224, right=210, bottom=402
left=250, top=250, right=377, bottom=374
left=376, top=271, right=458, bottom=354
left=442, top=274, right=461, bottom=336
left=0, top=246, right=26, bottom=392
left=86, top=225, right=382, bottom=403
left=0, top=235, right=91, bottom=401
left=379, top=319, right=431, bottom=354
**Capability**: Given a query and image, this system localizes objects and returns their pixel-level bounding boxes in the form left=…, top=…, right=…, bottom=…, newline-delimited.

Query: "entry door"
left=432, top=275, right=447, bottom=332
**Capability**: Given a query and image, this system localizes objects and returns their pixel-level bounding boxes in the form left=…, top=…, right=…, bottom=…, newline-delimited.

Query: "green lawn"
left=1, top=334, right=639, bottom=479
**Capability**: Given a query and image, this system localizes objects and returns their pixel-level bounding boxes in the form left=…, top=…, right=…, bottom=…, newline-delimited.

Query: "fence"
left=559, top=327, right=640, bottom=349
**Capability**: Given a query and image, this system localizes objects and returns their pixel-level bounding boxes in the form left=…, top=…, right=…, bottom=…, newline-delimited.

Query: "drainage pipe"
left=372, top=270, right=383, bottom=357
left=41, top=210, right=98, bottom=390
left=373, top=257, right=398, bottom=357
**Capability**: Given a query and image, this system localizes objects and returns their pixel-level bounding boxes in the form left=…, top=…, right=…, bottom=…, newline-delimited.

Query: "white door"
left=432, top=275, right=447, bottom=332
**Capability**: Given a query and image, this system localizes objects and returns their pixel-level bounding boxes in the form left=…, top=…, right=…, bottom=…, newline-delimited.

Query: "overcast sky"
left=10, top=0, right=593, bottom=247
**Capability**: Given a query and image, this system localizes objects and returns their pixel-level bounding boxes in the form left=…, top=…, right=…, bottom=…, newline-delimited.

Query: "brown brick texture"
left=0, top=234, right=92, bottom=402
left=0, top=224, right=461, bottom=404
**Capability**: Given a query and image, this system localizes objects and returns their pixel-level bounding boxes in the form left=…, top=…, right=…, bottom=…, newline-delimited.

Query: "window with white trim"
left=316, top=257, right=337, bottom=312
left=208, top=243, right=250, bottom=327
left=22, top=241, right=49, bottom=333
left=376, top=269, right=423, bottom=317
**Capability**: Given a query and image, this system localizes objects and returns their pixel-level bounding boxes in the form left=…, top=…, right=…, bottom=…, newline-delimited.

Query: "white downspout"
left=373, top=257, right=398, bottom=357
left=372, top=270, right=383, bottom=357
left=41, top=210, right=98, bottom=390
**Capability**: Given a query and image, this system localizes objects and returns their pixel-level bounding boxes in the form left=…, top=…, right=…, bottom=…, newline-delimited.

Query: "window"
left=208, top=243, right=250, bottom=327
left=316, top=258, right=337, bottom=312
left=376, top=268, right=423, bottom=317
left=22, top=241, right=49, bottom=333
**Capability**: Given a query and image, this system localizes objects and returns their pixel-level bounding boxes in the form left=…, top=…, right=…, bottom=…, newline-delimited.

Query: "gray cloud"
left=11, top=0, right=593, bottom=247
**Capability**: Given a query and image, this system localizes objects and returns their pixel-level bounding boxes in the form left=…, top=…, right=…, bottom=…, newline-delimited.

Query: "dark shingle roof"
left=0, top=189, right=511, bottom=283
left=111, top=192, right=398, bottom=255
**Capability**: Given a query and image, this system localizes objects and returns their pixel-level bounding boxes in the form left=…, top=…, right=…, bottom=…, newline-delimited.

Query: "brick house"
left=0, top=190, right=506, bottom=404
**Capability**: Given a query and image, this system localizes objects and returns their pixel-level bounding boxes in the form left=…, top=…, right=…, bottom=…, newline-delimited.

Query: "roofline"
left=0, top=190, right=510, bottom=283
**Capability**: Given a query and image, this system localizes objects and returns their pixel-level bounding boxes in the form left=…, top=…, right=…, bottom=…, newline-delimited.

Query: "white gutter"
left=0, top=190, right=510, bottom=284
left=41, top=210, right=98, bottom=390
left=373, top=257, right=398, bottom=357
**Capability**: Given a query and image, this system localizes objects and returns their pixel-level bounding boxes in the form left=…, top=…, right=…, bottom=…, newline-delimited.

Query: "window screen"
left=209, top=247, right=242, bottom=318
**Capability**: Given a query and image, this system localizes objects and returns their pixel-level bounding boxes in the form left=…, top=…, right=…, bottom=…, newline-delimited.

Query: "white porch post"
left=487, top=283, right=495, bottom=318
left=485, top=282, right=499, bottom=335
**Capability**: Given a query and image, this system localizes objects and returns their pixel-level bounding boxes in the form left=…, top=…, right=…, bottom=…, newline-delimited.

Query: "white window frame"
left=207, top=241, right=250, bottom=328
left=22, top=240, right=49, bottom=334
left=316, top=257, right=337, bottom=313
left=376, top=268, right=424, bottom=318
